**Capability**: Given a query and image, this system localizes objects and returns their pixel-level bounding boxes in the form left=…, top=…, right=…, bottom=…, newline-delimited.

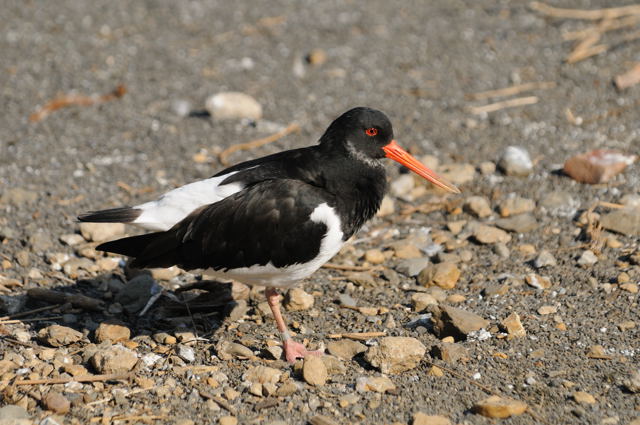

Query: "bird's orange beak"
left=383, top=140, right=461, bottom=194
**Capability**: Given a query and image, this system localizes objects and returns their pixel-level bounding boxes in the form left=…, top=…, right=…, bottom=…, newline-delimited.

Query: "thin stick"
left=13, top=373, right=132, bottom=386
left=530, top=2, right=640, bottom=20
left=219, top=123, right=300, bottom=165
left=327, top=331, right=386, bottom=340
left=563, top=15, right=639, bottom=40
left=322, top=263, right=382, bottom=271
left=30, top=85, right=126, bottom=122
left=467, top=82, right=555, bottom=101
left=0, top=316, right=63, bottom=325
left=566, top=43, right=608, bottom=63
left=0, top=304, right=61, bottom=321
left=90, top=415, right=167, bottom=423
left=597, top=201, right=626, bottom=209
left=469, top=96, right=538, bottom=115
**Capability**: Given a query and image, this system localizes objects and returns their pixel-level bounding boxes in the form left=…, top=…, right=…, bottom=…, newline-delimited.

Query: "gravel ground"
left=1, top=1, right=639, bottom=424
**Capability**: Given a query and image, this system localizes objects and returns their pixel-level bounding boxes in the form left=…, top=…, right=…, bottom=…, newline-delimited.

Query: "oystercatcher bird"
left=79, top=107, right=459, bottom=363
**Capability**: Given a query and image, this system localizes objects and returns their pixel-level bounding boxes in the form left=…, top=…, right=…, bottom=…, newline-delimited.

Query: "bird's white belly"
left=203, top=203, right=344, bottom=288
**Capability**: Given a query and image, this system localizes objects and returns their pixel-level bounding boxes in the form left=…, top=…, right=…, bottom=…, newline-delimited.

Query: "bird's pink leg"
left=265, top=287, right=323, bottom=363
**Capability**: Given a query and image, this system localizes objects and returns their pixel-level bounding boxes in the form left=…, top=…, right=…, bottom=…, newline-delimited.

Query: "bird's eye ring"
left=365, top=128, right=378, bottom=136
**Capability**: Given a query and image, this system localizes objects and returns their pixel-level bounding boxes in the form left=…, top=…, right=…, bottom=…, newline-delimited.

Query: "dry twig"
left=327, top=331, right=386, bottom=340
left=30, top=85, right=126, bottom=122
left=469, top=96, right=538, bottom=115
left=530, top=2, right=640, bottom=20
left=218, top=123, right=300, bottom=165
left=467, top=82, right=555, bottom=101
left=27, top=288, right=104, bottom=311
left=12, top=373, right=132, bottom=386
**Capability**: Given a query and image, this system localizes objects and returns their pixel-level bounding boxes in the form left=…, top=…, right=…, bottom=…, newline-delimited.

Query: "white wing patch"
left=202, top=202, right=344, bottom=288
left=133, top=171, right=243, bottom=231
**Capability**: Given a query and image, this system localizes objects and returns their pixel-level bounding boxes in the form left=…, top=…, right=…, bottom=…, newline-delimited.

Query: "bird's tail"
left=96, top=232, right=184, bottom=270
left=78, top=207, right=142, bottom=223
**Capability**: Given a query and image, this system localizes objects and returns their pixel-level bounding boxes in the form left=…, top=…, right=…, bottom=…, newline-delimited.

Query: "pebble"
left=303, top=356, right=328, bottom=386
left=525, top=273, right=552, bottom=290
left=494, top=214, right=538, bottom=233
left=396, top=257, right=430, bottom=277
left=464, top=196, right=492, bottom=218
left=0, top=405, right=30, bottom=425
left=177, top=345, right=196, bottom=363
left=309, top=415, right=339, bottom=425
left=479, top=161, right=496, bottom=175
left=411, top=293, right=439, bottom=312
left=417, top=262, right=460, bottom=289
left=534, top=250, right=557, bottom=268
left=364, top=337, right=426, bottom=374
left=563, top=149, right=636, bottom=184
left=412, top=412, right=452, bottom=425
left=540, top=190, right=579, bottom=217
left=171, top=99, right=192, bottom=117
left=284, top=288, right=314, bottom=311
left=90, top=345, right=138, bottom=374
left=216, top=341, right=255, bottom=360
left=493, top=243, right=510, bottom=258
left=439, top=163, right=476, bottom=185
left=472, top=224, right=511, bottom=244
left=498, top=146, right=533, bottom=176
left=205, top=92, right=262, bottom=121
left=431, top=342, right=469, bottom=364
left=355, top=376, right=396, bottom=393
left=321, top=355, right=346, bottom=375
left=537, top=305, right=557, bottom=315
left=364, top=249, right=386, bottom=264
left=623, top=370, right=640, bottom=393
left=59, top=233, right=85, bottom=246
left=573, top=391, right=596, bottom=404
left=327, top=340, right=366, bottom=360
left=219, top=417, right=237, bottom=425
left=430, top=305, right=489, bottom=339
left=79, top=222, right=125, bottom=242
left=29, top=231, right=54, bottom=252
left=243, top=366, right=282, bottom=397
left=390, top=174, right=415, bottom=197
left=501, top=313, right=526, bottom=338
left=95, top=323, right=130, bottom=343
left=621, top=283, right=639, bottom=293
left=472, top=395, right=528, bottom=418
left=150, top=266, right=181, bottom=280
left=38, top=325, right=83, bottom=347
left=43, top=392, right=70, bottom=414
left=275, top=381, right=298, bottom=397
left=600, top=207, right=640, bottom=236
left=393, top=243, right=422, bottom=259
left=498, top=196, right=535, bottom=217
left=577, top=250, right=598, bottom=266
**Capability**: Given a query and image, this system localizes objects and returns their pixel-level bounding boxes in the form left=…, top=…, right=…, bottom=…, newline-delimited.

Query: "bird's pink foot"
left=283, top=339, right=323, bottom=363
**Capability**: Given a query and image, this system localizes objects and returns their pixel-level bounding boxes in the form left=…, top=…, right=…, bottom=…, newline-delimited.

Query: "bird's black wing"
left=98, top=179, right=335, bottom=271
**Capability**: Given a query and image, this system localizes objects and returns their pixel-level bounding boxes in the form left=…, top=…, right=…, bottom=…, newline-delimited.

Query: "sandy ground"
left=1, top=1, right=639, bottom=424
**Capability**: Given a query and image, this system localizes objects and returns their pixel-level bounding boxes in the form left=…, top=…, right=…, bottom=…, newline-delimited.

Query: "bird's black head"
left=319, top=107, right=394, bottom=160
left=319, top=106, right=461, bottom=194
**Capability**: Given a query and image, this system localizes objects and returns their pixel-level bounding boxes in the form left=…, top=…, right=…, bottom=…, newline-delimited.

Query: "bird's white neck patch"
left=345, top=141, right=384, bottom=169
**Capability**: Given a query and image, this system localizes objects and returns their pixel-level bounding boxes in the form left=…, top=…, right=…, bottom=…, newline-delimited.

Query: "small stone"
left=396, top=257, right=431, bottom=277
left=0, top=405, right=30, bottom=425
left=494, top=214, right=538, bottom=233
left=600, top=208, right=640, bottom=236
left=38, top=325, right=83, bottom=347
left=537, top=305, right=557, bottom=315
left=275, top=381, right=298, bottom=397
left=479, top=161, right=496, bottom=175
left=43, top=391, right=70, bottom=414
left=473, top=395, right=528, bottom=418
left=541, top=190, right=579, bottom=217
left=412, top=412, right=452, bottom=425
left=303, top=356, right=328, bottom=386
left=618, top=320, right=636, bottom=331
left=473, top=224, right=511, bottom=244
left=377, top=196, right=396, bottom=217
left=586, top=345, right=612, bottom=359
left=493, top=243, right=510, bottom=258
left=431, top=342, right=469, bottom=364
left=96, top=257, right=120, bottom=272
left=327, top=340, right=367, bottom=360
left=501, top=313, right=526, bottom=338
left=79, top=222, right=125, bottom=242
left=355, top=376, right=396, bottom=393
left=390, top=174, right=415, bottom=197
left=243, top=365, right=281, bottom=388
left=59, top=233, right=85, bottom=246
left=534, top=250, right=557, bottom=268
left=306, top=49, right=327, bottom=65
left=498, top=196, right=535, bottom=217
left=411, top=293, right=439, bottom=312
left=150, top=266, right=181, bottom=280
left=428, top=365, right=445, bottom=377
left=417, top=262, right=460, bottom=289
left=430, top=305, right=489, bottom=340
left=464, top=196, right=492, bottom=218
left=219, top=416, right=238, bottom=425
left=525, top=273, right=552, bottom=290
left=498, top=146, right=533, bottom=177
left=364, top=337, right=426, bottom=374
left=364, top=249, right=386, bottom=265
left=577, top=249, right=598, bottom=266
left=284, top=288, right=314, bottom=311
left=620, top=283, right=639, bottom=293
left=95, top=323, right=130, bottom=343
left=564, top=149, right=636, bottom=184
left=29, top=231, right=53, bottom=252
left=321, top=355, right=346, bottom=375
left=573, top=391, right=596, bottom=404
left=90, top=345, right=138, bottom=374
left=393, top=244, right=422, bottom=259
left=439, top=163, right=476, bottom=185
left=177, top=345, right=196, bottom=363
left=309, top=415, right=339, bottom=425
left=622, top=370, right=640, bottom=393
left=216, top=340, right=255, bottom=360
left=205, top=92, right=262, bottom=121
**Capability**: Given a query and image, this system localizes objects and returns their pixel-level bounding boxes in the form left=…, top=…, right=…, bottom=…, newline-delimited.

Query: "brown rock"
left=494, top=214, right=538, bottom=233
left=394, top=244, right=422, bottom=259
left=364, top=337, right=426, bottom=374
left=525, top=273, right=552, bottom=290
left=43, top=391, right=70, bottom=414
left=430, top=305, right=489, bottom=340
left=431, top=342, right=469, bottom=364
left=412, top=412, right=452, bottom=425
left=284, top=288, right=314, bottom=311
left=600, top=208, right=640, bottom=236
left=95, top=322, right=131, bottom=343
left=498, top=196, right=535, bottom=217
left=472, top=395, right=528, bottom=418
left=417, top=262, right=460, bottom=290
left=355, top=376, right=396, bottom=393
left=219, top=417, right=238, bottom=425
left=537, top=305, right=557, bottom=315
left=564, top=149, right=636, bottom=184
left=90, top=345, right=138, bottom=374
left=216, top=340, right=255, bottom=360
left=501, top=313, right=526, bottom=338
left=327, top=340, right=367, bottom=360
left=303, top=356, right=328, bottom=386
left=38, top=325, right=83, bottom=347
left=309, top=415, right=339, bottom=425
left=573, top=391, right=596, bottom=404
left=464, top=196, right=492, bottom=218
left=79, top=222, right=125, bottom=242
left=364, top=249, right=386, bottom=264
left=473, top=224, right=511, bottom=244
left=411, top=293, right=439, bottom=312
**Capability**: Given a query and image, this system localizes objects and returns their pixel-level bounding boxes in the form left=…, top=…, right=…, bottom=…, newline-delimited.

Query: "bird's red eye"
left=365, top=128, right=378, bottom=136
